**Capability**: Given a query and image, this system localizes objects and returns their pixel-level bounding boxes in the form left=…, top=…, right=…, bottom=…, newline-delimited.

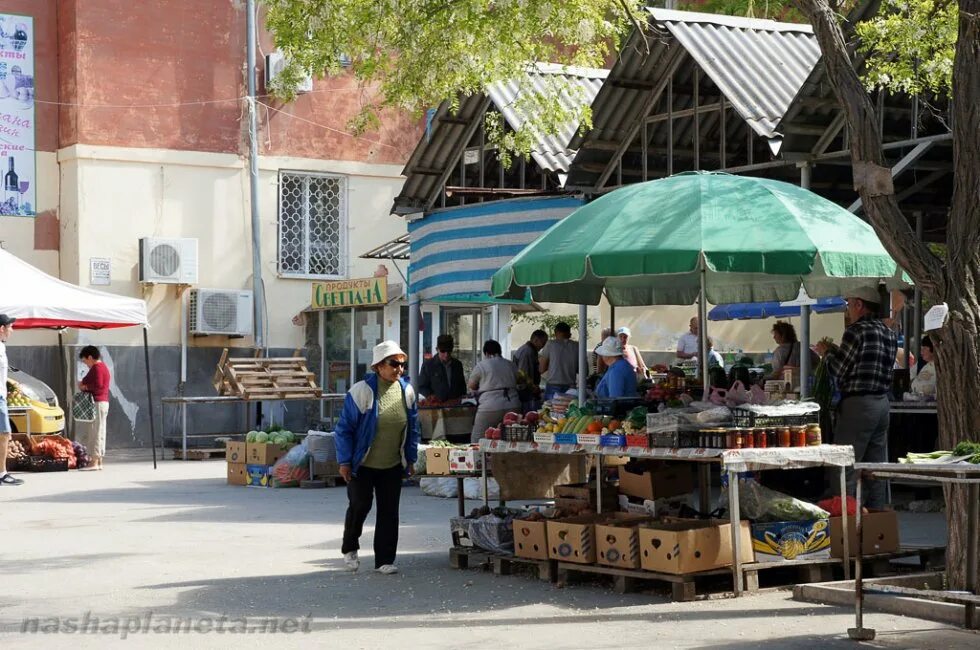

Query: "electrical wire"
left=256, top=100, right=405, bottom=152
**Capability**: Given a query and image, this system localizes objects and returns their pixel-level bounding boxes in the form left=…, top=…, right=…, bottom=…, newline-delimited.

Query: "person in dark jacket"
left=336, top=340, right=420, bottom=575
left=416, top=334, right=466, bottom=404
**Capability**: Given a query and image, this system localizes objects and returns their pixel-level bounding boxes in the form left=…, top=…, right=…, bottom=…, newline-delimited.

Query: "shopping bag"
left=72, top=391, right=96, bottom=422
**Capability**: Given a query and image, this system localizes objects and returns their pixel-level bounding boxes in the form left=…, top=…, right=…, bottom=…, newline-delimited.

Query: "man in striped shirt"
left=815, top=286, right=897, bottom=509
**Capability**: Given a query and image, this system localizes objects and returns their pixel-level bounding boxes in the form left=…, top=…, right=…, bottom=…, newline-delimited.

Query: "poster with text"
left=0, top=14, right=33, bottom=217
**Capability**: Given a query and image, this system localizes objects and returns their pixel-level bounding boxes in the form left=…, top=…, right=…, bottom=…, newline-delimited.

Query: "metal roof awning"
left=360, top=234, right=410, bottom=260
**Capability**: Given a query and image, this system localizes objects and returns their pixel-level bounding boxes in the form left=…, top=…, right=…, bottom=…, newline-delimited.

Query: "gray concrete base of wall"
left=793, top=572, right=973, bottom=627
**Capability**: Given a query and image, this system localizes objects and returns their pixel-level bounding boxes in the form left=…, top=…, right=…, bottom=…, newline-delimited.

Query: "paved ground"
left=0, top=453, right=975, bottom=649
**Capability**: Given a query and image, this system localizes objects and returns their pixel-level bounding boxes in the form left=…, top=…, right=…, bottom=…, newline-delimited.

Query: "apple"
left=503, top=412, right=522, bottom=425
left=523, top=411, right=540, bottom=425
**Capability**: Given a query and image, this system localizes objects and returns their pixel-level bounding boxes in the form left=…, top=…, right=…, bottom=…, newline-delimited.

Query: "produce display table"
left=848, top=462, right=980, bottom=639
left=477, top=440, right=855, bottom=597
left=888, top=402, right=937, bottom=415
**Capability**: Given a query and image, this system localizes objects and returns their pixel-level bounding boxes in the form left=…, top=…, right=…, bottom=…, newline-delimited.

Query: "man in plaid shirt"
left=816, top=286, right=897, bottom=508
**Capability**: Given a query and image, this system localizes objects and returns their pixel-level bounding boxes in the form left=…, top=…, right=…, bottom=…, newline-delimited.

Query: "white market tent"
left=0, top=248, right=159, bottom=466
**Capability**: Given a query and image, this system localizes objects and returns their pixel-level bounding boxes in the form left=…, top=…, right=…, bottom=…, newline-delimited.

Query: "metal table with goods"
left=888, top=401, right=937, bottom=415
left=161, top=394, right=346, bottom=459
left=848, top=462, right=980, bottom=639
left=476, top=438, right=855, bottom=596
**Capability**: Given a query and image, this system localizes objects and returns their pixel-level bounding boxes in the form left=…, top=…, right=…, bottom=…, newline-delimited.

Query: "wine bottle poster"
left=0, top=13, right=33, bottom=217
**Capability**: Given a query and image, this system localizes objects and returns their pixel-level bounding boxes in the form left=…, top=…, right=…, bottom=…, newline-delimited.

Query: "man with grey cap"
left=0, top=313, right=25, bottom=485
left=815, top=286, right=897, bottom=508
left=616, top=326, right=647, bottom=379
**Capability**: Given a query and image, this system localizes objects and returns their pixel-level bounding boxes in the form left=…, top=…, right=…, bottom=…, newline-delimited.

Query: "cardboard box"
left=751, top=519, right=831, bottom=563
left=246, top=442, right=294, bottom=466
left=596, top=513, right=654, bottom=569
left=226, top=462, right=247, bottom=486
left=245, top=464, right=273, bottom=488
left=603, top=455, right=630, bottom=467
left=547, top=514, right=610, bottom=564
left=619, top=494, right=659, bottom=516
left=618, top=462, right=695, bottom=501
left=829, top=511, right=900, bottom=557
left=449, top=449, right=482, bottom=473
left=312, top=460, right=340, bottom=478
left=225, top=441, right=247, bottom=464
left=425, top=448, right=452, bottom=475
left=513, top=518, right=550, bottom=560
left=639, top=519, right=754, bottom=575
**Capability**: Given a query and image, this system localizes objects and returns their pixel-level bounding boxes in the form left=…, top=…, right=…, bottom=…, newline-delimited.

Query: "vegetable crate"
left=729, top=408, right=818, bottom=429
left=25, top=456, right=69, bottom=472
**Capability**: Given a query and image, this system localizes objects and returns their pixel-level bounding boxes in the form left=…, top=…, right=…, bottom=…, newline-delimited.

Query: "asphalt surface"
left=0, top=452, right=975, bottom=649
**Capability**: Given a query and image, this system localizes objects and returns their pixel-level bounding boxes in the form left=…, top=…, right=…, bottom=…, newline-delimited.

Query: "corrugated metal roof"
left=651, top=9, right=820, bottom=140
left=487, top=63, right=608, bottom=174
left=391, top=64, right=606, bottom=216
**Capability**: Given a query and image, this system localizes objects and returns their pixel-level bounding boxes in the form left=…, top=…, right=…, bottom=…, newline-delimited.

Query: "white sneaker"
left=343, top=551, right=360, bottom=572
left=376, top=564, right=398, bottom=575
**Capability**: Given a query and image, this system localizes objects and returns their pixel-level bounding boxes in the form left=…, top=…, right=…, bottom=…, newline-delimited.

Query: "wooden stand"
left=212, top=349, right=322, bottom=400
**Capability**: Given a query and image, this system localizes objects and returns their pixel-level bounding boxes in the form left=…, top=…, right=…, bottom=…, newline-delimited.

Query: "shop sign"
left=89, top=257, right=111, bottom=285
left=311, top=277, right=387, bottom=310
left=0, top=14, right=35, bottom=217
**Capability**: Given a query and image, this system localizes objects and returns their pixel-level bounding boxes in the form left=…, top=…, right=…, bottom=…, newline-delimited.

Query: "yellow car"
left=6, top=370, right=66, bottom=436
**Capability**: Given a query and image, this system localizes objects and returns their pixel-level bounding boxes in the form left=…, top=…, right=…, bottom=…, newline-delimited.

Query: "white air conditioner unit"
left=265, top=50, right=314, bottom=94
left=138, top=237, right=199, bottom=284
left=188, top=289, right=254, bottom=337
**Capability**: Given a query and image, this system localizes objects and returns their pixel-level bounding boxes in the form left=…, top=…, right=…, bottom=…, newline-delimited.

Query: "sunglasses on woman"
left=386, top=359, right=407, bottom=369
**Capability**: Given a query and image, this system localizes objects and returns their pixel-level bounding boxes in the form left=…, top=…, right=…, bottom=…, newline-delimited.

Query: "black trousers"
left=341, top=464, right=404, bottom=568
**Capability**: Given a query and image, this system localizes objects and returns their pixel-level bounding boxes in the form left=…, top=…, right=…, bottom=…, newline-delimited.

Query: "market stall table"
left=848, top=462, right=980, bottom=639
left=889, top=402, right=937, bottom=415
left=477, top=439, right=854, bottom=597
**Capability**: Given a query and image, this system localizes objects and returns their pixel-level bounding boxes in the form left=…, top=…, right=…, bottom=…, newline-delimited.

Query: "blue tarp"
left=708, top=297, right=846, bottom=321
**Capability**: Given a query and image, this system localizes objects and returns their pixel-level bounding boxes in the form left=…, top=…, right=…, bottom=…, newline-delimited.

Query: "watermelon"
left=254, top=431, right=270, bottom=444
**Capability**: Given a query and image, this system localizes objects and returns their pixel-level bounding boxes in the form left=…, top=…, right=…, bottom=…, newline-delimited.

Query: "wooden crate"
left=212, top=349, right=322, bottom=400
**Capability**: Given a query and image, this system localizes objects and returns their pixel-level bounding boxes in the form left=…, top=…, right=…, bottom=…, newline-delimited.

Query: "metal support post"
left=840, top=466, right=851, bottom=580
left=246, top=0, right=266, bottom=350
left=596, top=453, right=603, bottom=514
left=728, top=470, right=743, bottom=596
left=578, top=304, right=588, bottom=406
left=848, top=471, right=875, bottom=640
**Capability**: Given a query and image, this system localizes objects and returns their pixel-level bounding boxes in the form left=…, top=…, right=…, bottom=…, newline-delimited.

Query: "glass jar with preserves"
left=778, top=426, right=792, bottom=447
left=727, top=428, right=742, bottom=449
left=754, top=428, right=768, bottom=448
left=791, top=426, right=807, bottom=447
left=806, top=424, right=822, bottom=446
left=741, top=429, right=755, bottom=448
left=767, top=428, right=778, bottom=448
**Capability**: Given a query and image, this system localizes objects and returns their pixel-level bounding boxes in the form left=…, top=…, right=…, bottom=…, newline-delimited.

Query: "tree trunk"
left=798, top=0, right=980, bottom=589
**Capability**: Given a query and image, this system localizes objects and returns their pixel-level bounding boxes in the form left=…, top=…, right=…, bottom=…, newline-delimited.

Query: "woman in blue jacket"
left=594, top=337, right=638, bottom=399
left=336, top=340, right=420, bottom=575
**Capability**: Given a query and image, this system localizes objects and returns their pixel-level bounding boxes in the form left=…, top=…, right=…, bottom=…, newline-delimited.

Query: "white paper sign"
left=89, top=257, right=111, bottom=285
left=924, top=303, right=948, bottom=331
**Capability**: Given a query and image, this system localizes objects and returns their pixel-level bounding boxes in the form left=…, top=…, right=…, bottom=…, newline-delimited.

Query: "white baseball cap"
left=595, top=336, right=623, bottom=358
left=372, top=340, right=407, bottom=366
left=616, top=326, right=631, bottom=337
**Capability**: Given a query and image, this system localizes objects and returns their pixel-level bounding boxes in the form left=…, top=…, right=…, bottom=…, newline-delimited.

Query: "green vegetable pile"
left=246, top=427, right=297, bottom=447
left=953, top=441, right=980, bottom=464
left=901, top=441, right=980, bottom=464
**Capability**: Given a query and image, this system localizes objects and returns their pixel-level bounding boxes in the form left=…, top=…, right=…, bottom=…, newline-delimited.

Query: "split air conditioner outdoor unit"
left=188, top=289, right=254, bottom=337
left=265, top=50, right=314, bottom=94
left=138, top=237, right=199, bottom=284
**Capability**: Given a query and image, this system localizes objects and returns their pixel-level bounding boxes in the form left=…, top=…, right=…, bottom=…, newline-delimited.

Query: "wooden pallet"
left=555, top=561, right=731, bottom=601
left=171, top=447, right=226, bottom=461
left=212, top=349, right=322, bottom=400
left=449, top=546, right=557, bottom=582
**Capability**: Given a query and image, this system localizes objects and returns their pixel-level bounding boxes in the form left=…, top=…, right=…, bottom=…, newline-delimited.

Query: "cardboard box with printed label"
left=246, top=442, right=295, bottom=466
left=639, top=519, right=754, bottom=574
left=513, top=518, right=550, bottom=560
left=547, top=514, right=609, bottom=564
left=425, top=448, right=452, bottom=475
left=618, top=462, right=695, bottom=501
left=449, top=449, right=482, bottom=473
left=596, top=513, right=654, bottom=569
left=225, top=441, right=247, bottom=464
left=245, top=464, right=273, bottom=488
left=751, top=519, right=831, bottom=563
left=829, top=511, right=900, bottom=557
left=226, top=462, right=247, bottom=486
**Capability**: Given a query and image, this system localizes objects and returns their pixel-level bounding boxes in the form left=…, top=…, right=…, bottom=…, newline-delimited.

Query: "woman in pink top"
left=617, top=327, right=647, bottom=380
left=78, top=345, right=110, bottom=470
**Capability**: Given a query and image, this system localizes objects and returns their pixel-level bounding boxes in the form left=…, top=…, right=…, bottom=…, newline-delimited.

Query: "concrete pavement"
left=0, top=453, right=974, bottom=649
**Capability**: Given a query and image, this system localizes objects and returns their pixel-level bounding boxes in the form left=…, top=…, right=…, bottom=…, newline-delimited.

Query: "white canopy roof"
left=0, top=247, right=148, bottom=329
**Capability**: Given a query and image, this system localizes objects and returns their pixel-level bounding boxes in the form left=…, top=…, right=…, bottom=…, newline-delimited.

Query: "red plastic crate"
left=625, top=434, right=649, bottom=448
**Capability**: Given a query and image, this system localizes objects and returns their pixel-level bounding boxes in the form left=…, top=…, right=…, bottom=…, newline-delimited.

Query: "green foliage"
left=263, top=0, right=642, bottom=157
left=513, top=312, right=599, bottom=336
left=855, top=0, right=958, bottom=95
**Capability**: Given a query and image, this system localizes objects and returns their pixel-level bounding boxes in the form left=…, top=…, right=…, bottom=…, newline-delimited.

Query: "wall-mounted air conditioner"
left=189, top=289, right=254, bottom=337
left=138, top=237, right=199, bottom=284
left=265, top=50, right=314, bottom=94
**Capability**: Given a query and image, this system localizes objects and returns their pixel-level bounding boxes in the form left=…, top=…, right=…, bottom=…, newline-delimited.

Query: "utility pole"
left=246, top=0, right=266, bottom=349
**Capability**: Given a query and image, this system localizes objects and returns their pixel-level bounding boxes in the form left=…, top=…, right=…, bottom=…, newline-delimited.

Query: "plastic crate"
left=501, top=423, right=535, bottom=442
left=25, top=455, right=69, bottom=472
left=729, top=407, right=818, bottom=429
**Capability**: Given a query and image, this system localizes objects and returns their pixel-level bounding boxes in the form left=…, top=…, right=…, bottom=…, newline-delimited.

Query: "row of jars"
left=693, top=424, right=822, bottom=449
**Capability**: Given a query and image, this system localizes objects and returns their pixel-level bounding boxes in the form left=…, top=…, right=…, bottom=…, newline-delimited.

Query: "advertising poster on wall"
left=0, top=13, right=33, bottom=217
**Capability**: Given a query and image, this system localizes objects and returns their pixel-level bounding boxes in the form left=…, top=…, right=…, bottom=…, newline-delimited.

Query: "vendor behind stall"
left=910, top=336, right=936, bottom=397
left=617, top=326, right=648, bottom=380
left=468, top=340, right=520, bottom=442
left=594, top=337, right=637, bottom=399
left=768, top=321, right=819, bottom=380
left=416, top=334, right=466, bottom=404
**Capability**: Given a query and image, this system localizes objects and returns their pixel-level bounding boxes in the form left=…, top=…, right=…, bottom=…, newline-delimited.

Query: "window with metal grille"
left=278, top=171, right=347, bottom=278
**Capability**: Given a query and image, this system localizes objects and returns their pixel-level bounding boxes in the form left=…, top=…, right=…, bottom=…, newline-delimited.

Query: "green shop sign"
left=311, top=277, right=387, bottom=310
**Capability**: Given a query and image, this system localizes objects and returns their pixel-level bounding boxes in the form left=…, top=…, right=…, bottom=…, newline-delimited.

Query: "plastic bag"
left=419, top=476, right=500, bottom=500
left=720, top=475, right=829, bottom=522
left=450, top=509, right=522, bottom=553
left=420, top=477, right=458, bottom=498
left=271, top=442, right=311, bottom=488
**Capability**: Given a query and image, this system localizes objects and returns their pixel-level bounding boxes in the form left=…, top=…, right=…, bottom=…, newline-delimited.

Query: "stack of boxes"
left=225, top=439, right=296, bottom=487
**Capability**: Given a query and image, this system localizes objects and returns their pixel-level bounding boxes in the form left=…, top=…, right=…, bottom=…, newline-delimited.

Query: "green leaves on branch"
left=263, top=0, right=641, bottom=154
left=855, top=0, right=957, bottom=95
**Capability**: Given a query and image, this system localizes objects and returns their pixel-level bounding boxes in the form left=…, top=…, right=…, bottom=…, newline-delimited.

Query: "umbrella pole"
left=578, top=304, right=588, bottom=407
left=58, top=330, right=70, bottom=441
left=800, top=304, right=811, bottom=398
left=699, top=263, right=709, bottom=395
left=143, top=327, right=158, bottom=469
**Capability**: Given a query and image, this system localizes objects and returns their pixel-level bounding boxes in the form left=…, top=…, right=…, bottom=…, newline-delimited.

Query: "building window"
left=278, top=171, right=347, bottom=278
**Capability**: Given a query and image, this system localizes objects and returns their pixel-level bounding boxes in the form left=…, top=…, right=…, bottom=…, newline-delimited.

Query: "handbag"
left=72, top=391, right=96, bottom=422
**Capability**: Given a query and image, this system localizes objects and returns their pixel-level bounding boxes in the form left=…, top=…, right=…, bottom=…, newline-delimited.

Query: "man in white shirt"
left=0, top=313, right=25, bottom=485
left=676, top=316, right=700, bottom=361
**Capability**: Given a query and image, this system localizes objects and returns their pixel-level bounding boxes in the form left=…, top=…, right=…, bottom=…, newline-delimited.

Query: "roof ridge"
left=648, top=8, right=814, bottom=34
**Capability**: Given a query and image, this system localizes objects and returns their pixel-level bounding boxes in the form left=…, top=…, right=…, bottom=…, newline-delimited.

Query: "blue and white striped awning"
left=408, top=196, right=583, bottom=302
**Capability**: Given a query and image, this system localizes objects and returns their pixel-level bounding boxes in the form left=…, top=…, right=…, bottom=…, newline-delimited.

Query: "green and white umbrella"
left=491, top=171, right=905, bottom=306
